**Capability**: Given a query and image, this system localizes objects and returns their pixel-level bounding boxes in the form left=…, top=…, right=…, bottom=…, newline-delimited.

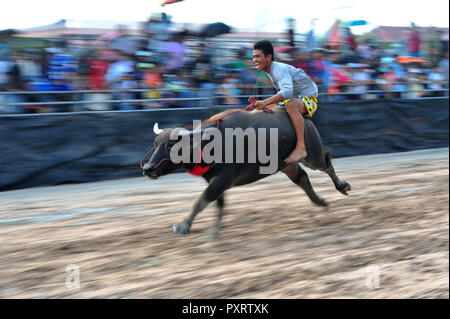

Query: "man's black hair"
left=253, top=40, right=274, bottom=61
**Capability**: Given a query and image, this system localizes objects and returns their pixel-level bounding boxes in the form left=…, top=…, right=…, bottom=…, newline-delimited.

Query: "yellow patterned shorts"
left=280, top=96, right=318, bottom=118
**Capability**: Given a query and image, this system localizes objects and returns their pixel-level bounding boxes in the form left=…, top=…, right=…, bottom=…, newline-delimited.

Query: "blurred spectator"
left=327, top=61, right=351, bottom=100
left=236, top=50, right=259, bottom=105
left=439, top=50, right=449, bottom=96
left=111, top=71, right=139, bottom=110
left=319, top=50, right=336, bottom=94
left=83, top=50, right=112, bottom=111
left=175, top=71, right=197, bottom=107
left=77, top=51, right=91, bottom=86
left=306, top=19, right=317, bottom=52
left=160, top=31, right=186, bottom=73
left=438, top=51, right=449, bottom=83
left=341, top=27, right=357, bottom=51
left=286, top=18, right=296, bottom=47
left=46, top=44, right=79, bottom=112
left=388, top=56, right=408, bottom=96
left=289, top=49, right=310, bottom=76
left=140, top=62, right=164, bottom=108
left=3, top=51, right=25, bottom=91
left=146, top=12, right=171, bottom=65
left=162, top=71, right=196, bottom=108
left=397, top=31, right=410, bottom=57
left=218, top=72, right=241, bottom=105
left=408, top=23, right=421, bottom=58
left=426, top=27, right=441, bottom=65
left=109, top=25, right=137, bottom=54
left=380, top=66, right=400, bottom=98
left=0, top=51, right=26, bottom=113
left=105, top=52, right=134, bottom=87
left=0, top=52, right=10, bottom=90
left=16, top=51, right=43, bottom=86
left=439, top=31, right=449, bottom=56
left=406, top=68, right=426, bottom=98
left=103, top=49, right=138, bottom=110
left=428, top=65, right=446, bottom=96
left=87, top=50, right=109, bottom=90
left=308, top=50, right=325, bottom=86
left=46, top=46, right=78, bottom=91
left=16, top=50, right=57, bottom=113
left=356, top=39, right=375, bottom=60
left=347, top=63, right=372, bottom=99
left=192, top=44, right=214, bottom=88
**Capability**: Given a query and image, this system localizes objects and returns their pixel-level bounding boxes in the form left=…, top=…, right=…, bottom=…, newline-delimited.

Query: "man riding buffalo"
left=252, top=40, right=319, bottom=164
left=142, top=105, right=351, bottom=239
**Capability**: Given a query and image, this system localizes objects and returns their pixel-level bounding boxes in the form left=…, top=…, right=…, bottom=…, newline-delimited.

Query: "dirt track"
left=0, top=148, right=448, bottom=298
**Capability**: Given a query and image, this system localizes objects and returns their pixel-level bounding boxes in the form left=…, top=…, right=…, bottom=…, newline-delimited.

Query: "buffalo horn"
left=153, top=122, right=163, bottom=135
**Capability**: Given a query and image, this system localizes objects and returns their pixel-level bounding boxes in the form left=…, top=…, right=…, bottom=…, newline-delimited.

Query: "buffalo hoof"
left=317, top=198, right=329, bottom=207
left=199, top=233, right=220, bottom=242
left=209, top=228, right=221, bottom=241
left=173, top=222, right=190, bottom=235
left=338, top=182, right=352, bottom=196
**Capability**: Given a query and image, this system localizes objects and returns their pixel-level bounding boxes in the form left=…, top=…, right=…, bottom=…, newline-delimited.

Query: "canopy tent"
left=324, top=19, right=369, bottom=48
left=343, top=20, right=368, bottom=27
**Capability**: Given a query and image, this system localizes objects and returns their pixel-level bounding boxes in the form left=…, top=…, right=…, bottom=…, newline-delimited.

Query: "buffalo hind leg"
left=282, top=163, right=328, bottom=206
left=322, top=149, right=351, bottom=195
left=173, top=174, right=232, bottom=236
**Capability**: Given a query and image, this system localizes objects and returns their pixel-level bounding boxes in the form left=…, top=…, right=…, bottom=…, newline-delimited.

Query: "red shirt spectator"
left=87, top=60, right=108, bottom=90
left=408, top=24, right=421, bottom=57
left=409, top=32, right=420, bottom=51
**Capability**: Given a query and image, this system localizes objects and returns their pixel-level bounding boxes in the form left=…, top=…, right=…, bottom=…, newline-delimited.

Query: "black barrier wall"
left=0, top=98, right=448, bottom=191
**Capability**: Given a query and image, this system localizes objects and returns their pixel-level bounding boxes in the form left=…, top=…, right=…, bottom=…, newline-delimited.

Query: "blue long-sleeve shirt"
left=266, top=61, right=318, bottom=99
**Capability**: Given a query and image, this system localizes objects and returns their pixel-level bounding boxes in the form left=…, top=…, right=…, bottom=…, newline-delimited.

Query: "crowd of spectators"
left=0, top=17, right=448, bottom=114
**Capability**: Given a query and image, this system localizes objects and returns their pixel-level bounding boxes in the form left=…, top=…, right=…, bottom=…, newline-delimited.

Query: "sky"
left=0, top=0, right=449, bottom=36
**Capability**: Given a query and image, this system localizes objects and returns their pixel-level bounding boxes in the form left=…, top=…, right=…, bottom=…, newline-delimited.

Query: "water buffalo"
left=141, top=104, right=351, bottom=238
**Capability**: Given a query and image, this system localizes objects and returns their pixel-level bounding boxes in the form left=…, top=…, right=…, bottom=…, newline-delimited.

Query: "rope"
left=139, top=146, right=155, bottom=169
left=141, top=97, right=274, bottom=175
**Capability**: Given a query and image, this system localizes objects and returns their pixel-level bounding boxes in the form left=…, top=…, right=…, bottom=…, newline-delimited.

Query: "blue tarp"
left=0, top=98, right=448, bottom=191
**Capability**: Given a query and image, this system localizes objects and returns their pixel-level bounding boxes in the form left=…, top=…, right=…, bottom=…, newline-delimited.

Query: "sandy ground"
left=0, top=148, right=448, bottom=299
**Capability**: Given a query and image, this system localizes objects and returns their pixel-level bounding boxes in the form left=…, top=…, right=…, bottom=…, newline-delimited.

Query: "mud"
left=0, top=148, right=448, bottom=298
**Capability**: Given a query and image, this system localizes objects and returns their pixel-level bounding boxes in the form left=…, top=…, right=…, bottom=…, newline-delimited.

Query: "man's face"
left=252, top=49, right=272, bottom=72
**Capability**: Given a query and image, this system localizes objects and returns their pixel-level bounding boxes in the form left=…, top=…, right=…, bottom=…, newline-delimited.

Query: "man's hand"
left=254, top=100, right=266, bottom=110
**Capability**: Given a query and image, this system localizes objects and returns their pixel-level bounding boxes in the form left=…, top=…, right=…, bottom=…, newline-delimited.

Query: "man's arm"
left=255, top=63, right=294, bottom=109
left=254, top=93, right=284, bottom=109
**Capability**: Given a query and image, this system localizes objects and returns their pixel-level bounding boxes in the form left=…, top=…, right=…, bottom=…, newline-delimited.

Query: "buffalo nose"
left=143, top=163, right=155, bottom=171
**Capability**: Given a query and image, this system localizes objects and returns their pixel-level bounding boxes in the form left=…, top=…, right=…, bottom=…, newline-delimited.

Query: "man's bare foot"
left=284, top=148, right=307, bottom=164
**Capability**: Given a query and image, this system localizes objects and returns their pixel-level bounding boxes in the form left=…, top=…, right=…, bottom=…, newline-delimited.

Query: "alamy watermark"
left=65, top=264, right=80, bottom=289
left=167, top=120, right=279, bottom=174
left=364, top=264, right=380, bottom=289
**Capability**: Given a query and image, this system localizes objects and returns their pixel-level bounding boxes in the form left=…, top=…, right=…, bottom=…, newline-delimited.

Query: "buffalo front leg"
left=211, top=194, right=225, bottom=239
left=282, top=163, right=328, bottom=206
left=173, top=175, right=232, bottom=236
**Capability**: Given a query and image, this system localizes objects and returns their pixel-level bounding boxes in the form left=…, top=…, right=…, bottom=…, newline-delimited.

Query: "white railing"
left=0, top=83, right=448, bottom=108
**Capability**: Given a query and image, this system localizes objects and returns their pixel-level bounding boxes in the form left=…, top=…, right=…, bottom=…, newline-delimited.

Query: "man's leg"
left=285, top=98, right=308, bottom=164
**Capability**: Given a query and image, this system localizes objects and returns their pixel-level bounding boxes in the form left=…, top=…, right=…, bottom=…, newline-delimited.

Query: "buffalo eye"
left=167, top=140, right=178, bottom=149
